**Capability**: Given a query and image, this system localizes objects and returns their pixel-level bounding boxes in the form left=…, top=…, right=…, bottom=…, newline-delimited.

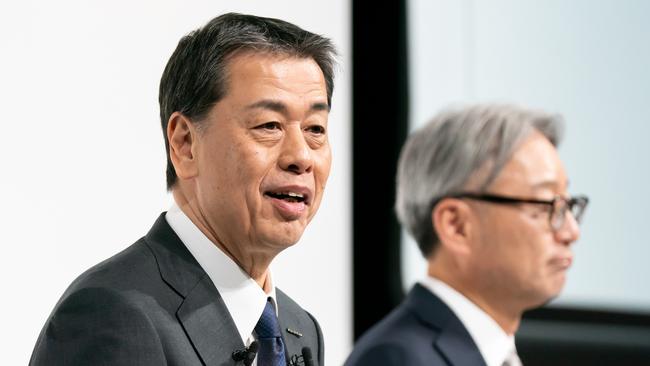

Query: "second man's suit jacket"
left=30, top=213, right=324, bottom=366
left=344, top=284, right=487, bottom=366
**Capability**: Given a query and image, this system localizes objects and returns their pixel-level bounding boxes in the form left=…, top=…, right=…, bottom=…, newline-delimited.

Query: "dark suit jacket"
left=30, top=213, right=324, bottom=366
left=345, top=284, right=486, bottom=366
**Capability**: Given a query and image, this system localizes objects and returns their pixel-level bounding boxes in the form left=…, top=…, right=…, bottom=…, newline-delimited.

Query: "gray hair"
left=395, top=104, right=564, bottom=257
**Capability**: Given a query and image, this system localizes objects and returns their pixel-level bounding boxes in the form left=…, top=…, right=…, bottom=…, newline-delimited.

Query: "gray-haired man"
left=346, top=104, right=588, bottom=366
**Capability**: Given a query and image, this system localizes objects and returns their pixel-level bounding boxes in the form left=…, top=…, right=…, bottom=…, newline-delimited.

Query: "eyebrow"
left=245, top=99, right=330, bottom=113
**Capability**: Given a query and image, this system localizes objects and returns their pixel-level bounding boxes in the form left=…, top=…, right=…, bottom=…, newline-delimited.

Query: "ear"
left=432, top=198, right=473, bottom=256
left=167, top=112, right=199, bottom=180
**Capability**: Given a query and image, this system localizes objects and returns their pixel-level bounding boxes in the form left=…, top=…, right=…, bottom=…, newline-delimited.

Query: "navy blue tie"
left=254, top=299, right=286, bottom=366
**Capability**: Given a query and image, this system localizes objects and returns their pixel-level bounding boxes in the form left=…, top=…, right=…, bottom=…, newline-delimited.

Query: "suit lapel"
left=145, top=214, right=244, bottom=366
left=277, top=290, right=314, bottom=364
left=406, top=284, right=487, bottom=366
left=434, top=319, right=487, bottom=366
left=177, top=276, right=244, bottom=365
left=280, top=320, right=303, bottom=363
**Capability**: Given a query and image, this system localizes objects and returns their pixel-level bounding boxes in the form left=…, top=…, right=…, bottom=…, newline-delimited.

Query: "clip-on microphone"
left=232, top=341, right=259, bottom=366
left=289, top=347, right=315, bottom=366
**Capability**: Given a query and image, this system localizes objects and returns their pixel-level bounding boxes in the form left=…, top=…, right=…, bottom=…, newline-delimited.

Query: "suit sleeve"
left=30, top=287, right=166, bottom=366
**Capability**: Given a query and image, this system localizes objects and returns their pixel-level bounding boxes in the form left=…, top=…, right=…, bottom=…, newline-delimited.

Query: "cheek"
left=511, top=230, right=556, bottom=282
left=480, top=215, right=535, bottom=268
left=239, top=147, right=274, bottom=182
left=314, top=147, right=332, bottom=185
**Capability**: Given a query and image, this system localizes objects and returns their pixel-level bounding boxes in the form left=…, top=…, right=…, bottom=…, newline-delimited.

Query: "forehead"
left=491, top=131, right=568, bottom=193
left=222, top=52, right=327, bottom=101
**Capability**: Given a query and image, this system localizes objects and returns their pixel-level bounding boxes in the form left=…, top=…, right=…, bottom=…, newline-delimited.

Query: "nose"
left=278, top=128, right=313, bottom=174
left=554, top=210, right=581, bottom=246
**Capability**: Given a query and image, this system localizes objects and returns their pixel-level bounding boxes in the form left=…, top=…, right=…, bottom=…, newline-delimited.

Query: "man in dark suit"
left=346, top=105, right=589, bottom=366
left=31, top=13, right=336, bottom=366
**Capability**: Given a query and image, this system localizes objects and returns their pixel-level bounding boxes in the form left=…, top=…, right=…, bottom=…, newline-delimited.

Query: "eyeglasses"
left=444, top=193, right=589, bottom=231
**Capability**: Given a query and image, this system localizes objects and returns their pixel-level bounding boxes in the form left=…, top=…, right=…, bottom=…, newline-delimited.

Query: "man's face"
left=191, top=53, right=331, bottom=254
left=469, top=132, right=581, bottom=309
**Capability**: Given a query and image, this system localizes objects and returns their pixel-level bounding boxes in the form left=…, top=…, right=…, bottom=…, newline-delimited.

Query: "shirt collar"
left=420, top=276, right=516, bottom=366
left=165, top=203, right=277, bottom=344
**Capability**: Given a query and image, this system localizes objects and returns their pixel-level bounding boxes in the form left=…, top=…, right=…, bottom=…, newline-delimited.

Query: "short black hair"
left=159, top=13, right=337, bottom=190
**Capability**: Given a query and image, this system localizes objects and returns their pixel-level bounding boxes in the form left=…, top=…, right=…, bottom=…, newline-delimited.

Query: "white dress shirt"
left=165, top=204, right=277, bottom=354
left=420, top=276, right=520, bottom=366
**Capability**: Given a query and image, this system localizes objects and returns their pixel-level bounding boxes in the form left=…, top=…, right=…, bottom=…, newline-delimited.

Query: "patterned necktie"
left=255, top=299, right=286, bottom=366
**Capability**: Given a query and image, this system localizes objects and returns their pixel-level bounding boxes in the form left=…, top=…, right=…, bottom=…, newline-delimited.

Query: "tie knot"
left=255, top=299, right=281, bottom=339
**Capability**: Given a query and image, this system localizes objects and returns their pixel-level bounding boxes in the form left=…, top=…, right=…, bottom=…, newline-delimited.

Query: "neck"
left=172, top=188, right=274, bottom=289
left=429, top=260, right=522, bottom=335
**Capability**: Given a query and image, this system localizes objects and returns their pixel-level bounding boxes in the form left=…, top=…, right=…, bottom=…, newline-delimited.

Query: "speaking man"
left=31, top=13, right=336, bottom=366
left=345, top=104, right=588, bottom=366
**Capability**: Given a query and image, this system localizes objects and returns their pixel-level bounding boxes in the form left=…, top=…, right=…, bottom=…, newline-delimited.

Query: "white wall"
left=0, top=1, right=351, bottom=365
left=405, top=0, right=650, bottom=313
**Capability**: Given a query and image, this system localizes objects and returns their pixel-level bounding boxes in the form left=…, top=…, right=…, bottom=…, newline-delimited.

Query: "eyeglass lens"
left=550, top=197, right=587, bottom=231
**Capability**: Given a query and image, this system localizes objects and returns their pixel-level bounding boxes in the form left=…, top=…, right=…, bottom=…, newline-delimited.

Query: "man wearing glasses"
left=345, top=104, right=588, bottom=366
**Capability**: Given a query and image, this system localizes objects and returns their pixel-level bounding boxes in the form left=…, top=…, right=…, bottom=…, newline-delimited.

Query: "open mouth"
left=265, top=191, right=307, bottom=204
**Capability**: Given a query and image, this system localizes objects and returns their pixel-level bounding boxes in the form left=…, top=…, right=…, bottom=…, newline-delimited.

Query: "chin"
left=522, top=283, right=564, bottom=310
left=264, top=237, right=300, bottom=252
left=264, top=225, right=306, bottom=248
left=529, top=296, right=554, bottom=309
left=542, top=288, right=565, bottom=306
left=523, top=291, right=558, bottom=310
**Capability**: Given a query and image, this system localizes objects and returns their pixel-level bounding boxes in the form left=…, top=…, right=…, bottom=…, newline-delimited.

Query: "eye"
left=306, top=125, right=326, bottom=135
left=529, top=204, right=552, bottom=219
left=257, top=121, right=281, bottom=130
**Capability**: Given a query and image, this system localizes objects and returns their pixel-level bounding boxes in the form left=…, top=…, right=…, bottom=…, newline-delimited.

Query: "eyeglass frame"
left=433, top=193, right=589, bottom=232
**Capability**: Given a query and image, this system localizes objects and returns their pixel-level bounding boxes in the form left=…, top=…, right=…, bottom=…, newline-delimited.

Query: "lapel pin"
left=286, top=328, right=303, bottom=337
